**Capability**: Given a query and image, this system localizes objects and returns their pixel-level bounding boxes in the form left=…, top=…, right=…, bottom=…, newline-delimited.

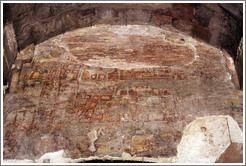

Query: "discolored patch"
left=62, top=25, right=196, bottom=69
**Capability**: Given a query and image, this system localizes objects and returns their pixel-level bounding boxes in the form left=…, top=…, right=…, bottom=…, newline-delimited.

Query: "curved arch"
left=4, top=3, right=243, bottom=88
left=3, top=3, right=243, bottom=163
left=8, top=3, right=242, bottom=52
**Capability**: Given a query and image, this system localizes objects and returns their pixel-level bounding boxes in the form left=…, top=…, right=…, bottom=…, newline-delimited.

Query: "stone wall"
left=4, top=3, right=243, bottom=88
left=3, top=22, right=18, bottom=94
left=7, top=3, right=243, bottom=50
left=3, top=25, right=243, bottom=163
left=2, top=3, right=243, bottom=163
left=235, top=38, right=243, bottom=90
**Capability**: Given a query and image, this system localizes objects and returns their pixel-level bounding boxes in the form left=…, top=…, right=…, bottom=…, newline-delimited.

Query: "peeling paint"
left=3, top=116, right=242, bottom=163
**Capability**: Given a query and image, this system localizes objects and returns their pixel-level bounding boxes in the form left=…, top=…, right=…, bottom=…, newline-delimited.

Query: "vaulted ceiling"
left=2, top=3, right=244, bottom=163
left=3, top=3, right=243, bottom=88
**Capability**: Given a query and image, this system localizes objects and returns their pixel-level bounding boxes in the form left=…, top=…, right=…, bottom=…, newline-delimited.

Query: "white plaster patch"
left=60, top=24, right=198, bottom=69
left=3, top=150, right=173, bottom=163
left=83, top=56, right=160, bottom=70
left=88, top=130, right=98, bottom=152
left=3, top=84, right=9, bottom=95
left=224, top=72, right=232, bottom=82
left=224, top=53, right=236, bottom=71
left=227, top=116, right=243, bottom=143
left=32, top=24, right=201, bottom=69
left=3, top=159, right=35, bottom=163
left=176, top=115, right=243, bottom=163
left=38, top=150, right=69, bottom=163
left=3, top=116, right=242, bottom=164
left=113, top=25, right=164, bottom=36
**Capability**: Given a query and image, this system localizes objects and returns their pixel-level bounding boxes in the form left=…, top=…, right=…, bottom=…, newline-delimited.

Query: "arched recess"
left=3, top=22, right=243, bottom=163
left=3, top=3, right=243, bottom=90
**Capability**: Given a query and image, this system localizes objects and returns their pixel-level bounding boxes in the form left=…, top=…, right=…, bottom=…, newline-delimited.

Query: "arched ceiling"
left=3, top=23, right=243, bottom=163
left=35, top=25, right=196, bottom=69
left=2, top=3, right=244, bottom=163
left=4, top=3, right=243, bottom=88
left=5, top=3, right=243, bottom=57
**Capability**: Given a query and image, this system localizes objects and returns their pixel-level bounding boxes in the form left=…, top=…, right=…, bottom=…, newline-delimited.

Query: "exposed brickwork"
left=4, top=3, right=242, bottom=86
left=171, top=3, right=194, bottom=22
left=192, top=24, right=211, bottom=42
left=3, top=25, right=242, bottom=162
left=2, top=3, right=243, bottom=163
left=6, top=3, right=242, bottom=52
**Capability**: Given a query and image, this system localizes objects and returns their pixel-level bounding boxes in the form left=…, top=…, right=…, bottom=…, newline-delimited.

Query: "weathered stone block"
left=3, top=23, right=18, bottom=86
left=151, top=14, right=172, bottom=26
left=192, top=24, right=211, bottom=42
left=3, top=52, right=10, bottom=85
left=216, top=143, right=243, bottom=163
left=171, top=3, right=194, bottom=22
left=34, top=3, right=51, bottom=19
left=126, top=9, right=151, bottom=25
left=131, top=136, right=154, bottom=153
left=9, top=3, right=35, bottom=20
left=17, top=44, right=34, bottom=63
left=194, top=4, right=214, bottom=27
left=2, top=20, right=243, bottom=163
left=172, top=18, right=193, bottom=34
left=95, top=8, right=125, bottom=25
left=235, top=38, right=243, bottom=90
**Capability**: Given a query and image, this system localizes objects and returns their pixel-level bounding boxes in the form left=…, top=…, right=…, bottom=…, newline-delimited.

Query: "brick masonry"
left=3, top=25, right=243, bottom=162
left=3, top=3, right=243, bottom=89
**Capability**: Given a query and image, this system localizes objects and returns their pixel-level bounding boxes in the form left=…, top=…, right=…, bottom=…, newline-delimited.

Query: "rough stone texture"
left=6, top=3, right=242, bottom=52
left=9, top=60, right=23, bottom=93
left=194, top=4, right=214, bottom=27
left=3, top=25, right=243, bottom=163
left=3, top=48, right=10, bottom=86
left=3, top=23, right=18, bottom=87
left=3, top=3, right=243, bottom=89
left=16, top=44, right=34, bottom=63
left=223, top=49, right=240, bottom=90
left=3, top=116, right=243, bottom=163
left=177, top=116, right=243, bottom=163
left=235, top=38, right=243, bottom=90
left=3, top=3, right=12, bottom=26
left=219, top=3, right=243, bottom=22
left=3, top=3, right=242, bottom=90
left=215, top=143, right=243, bottom=163
left=62, top=25, right=196, bottom=69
